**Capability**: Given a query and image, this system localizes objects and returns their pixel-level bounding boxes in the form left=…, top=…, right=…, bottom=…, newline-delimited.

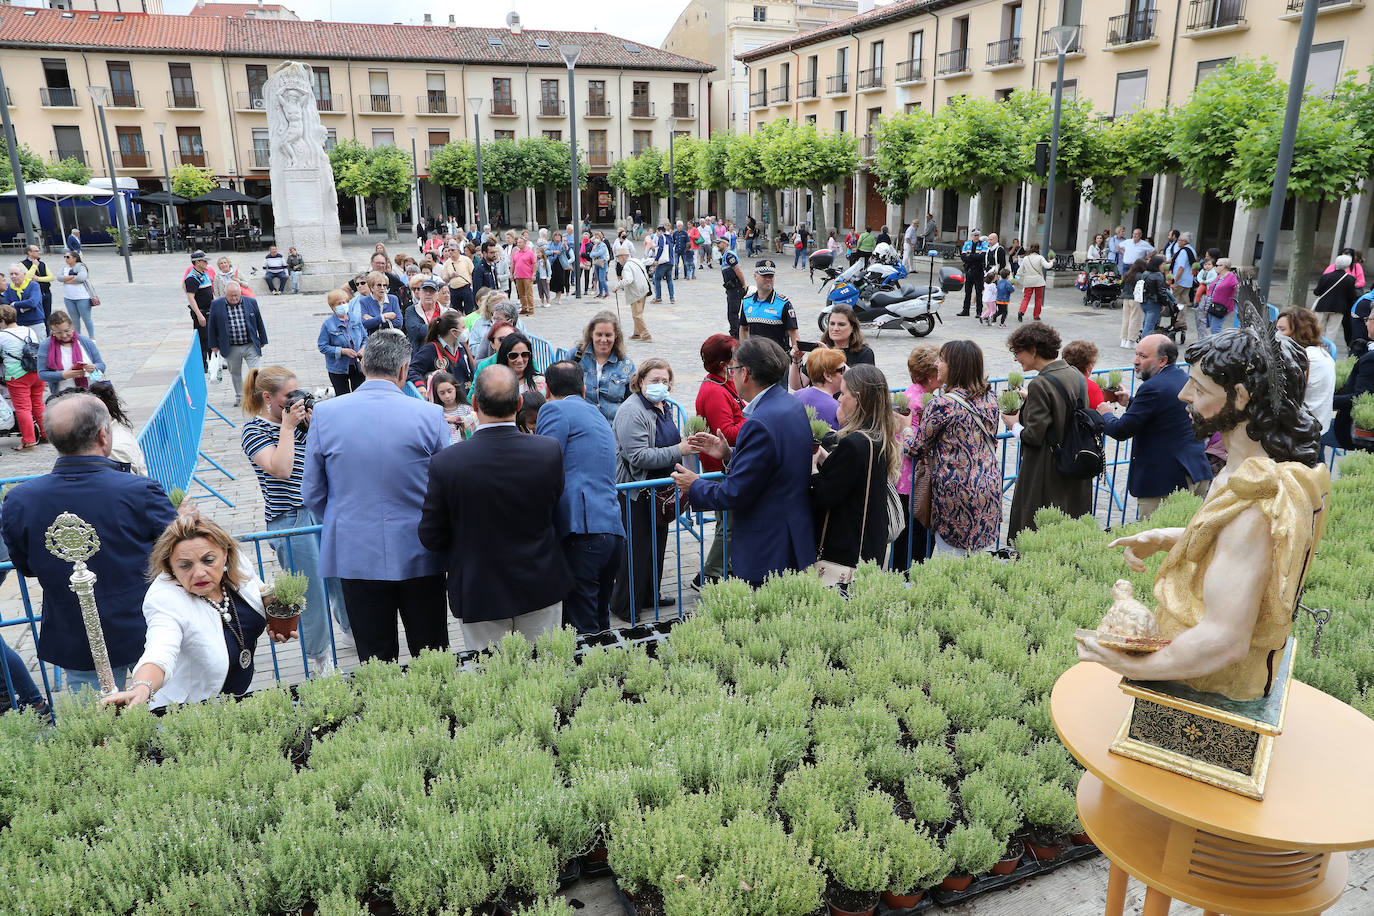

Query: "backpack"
left=3, top=328, right=38, bottom=375
left=1040, top=371, right=1106, bottom=480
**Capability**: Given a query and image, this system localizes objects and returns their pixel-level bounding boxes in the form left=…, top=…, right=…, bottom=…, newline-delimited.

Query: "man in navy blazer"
left=535, top=360, right=623, bottom=634
left=419, top=365, right=572, bottom=650
left=205, top=282, right=268, bottom=407
left=671, top=338, right=815, bottom=585
left=303, top=329, right=451, bottom=663
left=1098, top=333, right=1213, bottom=517
left=1, top=393, right=177, bottom=693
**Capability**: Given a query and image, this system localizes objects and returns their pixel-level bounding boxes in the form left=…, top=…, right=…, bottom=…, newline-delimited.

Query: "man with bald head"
left=1, top=392, right=178, bottom=693
left=1097, top=334, right=1213, bottom=518
left=420, top=364, right=572, bottom=650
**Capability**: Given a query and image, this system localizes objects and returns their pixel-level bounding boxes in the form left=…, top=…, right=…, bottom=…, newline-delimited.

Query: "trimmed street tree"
left=1082, top=108, right=1179, bottom=228
left=696, top=133, right=734, bottom=217
left=48, top=156, right=92, bottom=186
left=872, top=111, right=928, bottom=211
left=170, top=163, right=215, bottom=200
left=909, top=95, right=1022, bottom=233
left=428, top=140, right=476, bottom=193
left=516, top=136, right=587, bottom=227
left=624, top=149, right=668, bottom=226
left=763, top=122, right=858, bottom=240
left=334, top=142, right=412, bottom=241
left=665, top=136, right=702, bottom=223
left=725, top=127, right=778, bottom=241
left=0, top=139, right=47, bottom=193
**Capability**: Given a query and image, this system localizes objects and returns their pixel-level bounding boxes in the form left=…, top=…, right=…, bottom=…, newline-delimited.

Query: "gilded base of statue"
left=1109, top=638, right=1296, bottom=800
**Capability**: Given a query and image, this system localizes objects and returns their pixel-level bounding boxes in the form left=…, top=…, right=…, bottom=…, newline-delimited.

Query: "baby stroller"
left=1154, top=286, right=1187, bottom=346
left=1077, top=259, right=1122, bottom=309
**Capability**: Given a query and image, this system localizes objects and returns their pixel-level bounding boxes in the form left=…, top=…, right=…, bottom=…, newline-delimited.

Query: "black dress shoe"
left=656, top=595, right=676, bottom=607
left=956, top=310, right=970, bottom=317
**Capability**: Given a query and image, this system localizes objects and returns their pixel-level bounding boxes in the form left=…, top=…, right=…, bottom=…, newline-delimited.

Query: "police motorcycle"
left=813, top=244, right=964, bottom=338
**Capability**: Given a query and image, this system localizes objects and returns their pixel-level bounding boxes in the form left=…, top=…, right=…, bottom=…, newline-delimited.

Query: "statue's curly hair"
left=1184, top=328, right=1322, bottom=467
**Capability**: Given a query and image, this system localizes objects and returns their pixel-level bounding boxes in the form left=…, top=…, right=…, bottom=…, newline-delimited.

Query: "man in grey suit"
left=303, top=329, right=451, bottom=662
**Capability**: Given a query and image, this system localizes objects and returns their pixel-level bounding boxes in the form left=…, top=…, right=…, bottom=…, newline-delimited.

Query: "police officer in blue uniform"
left=959, top=229, right=989, bottom=317
left=739, top=260, right=798, bottom=355
left=717, top=235, right=747, bottom=339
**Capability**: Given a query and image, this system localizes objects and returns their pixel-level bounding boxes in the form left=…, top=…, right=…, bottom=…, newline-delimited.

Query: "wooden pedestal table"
left=1052, top=662, right=1374, bottom=916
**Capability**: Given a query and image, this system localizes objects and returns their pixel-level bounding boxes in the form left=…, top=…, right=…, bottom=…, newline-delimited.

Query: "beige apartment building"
left=739, top=0, right=1373, bottom=268
left=0, top=9, right=712, bottom=235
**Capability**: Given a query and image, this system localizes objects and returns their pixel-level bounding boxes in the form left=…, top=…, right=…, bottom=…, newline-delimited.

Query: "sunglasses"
left=507, top=351, right=531, bottom=360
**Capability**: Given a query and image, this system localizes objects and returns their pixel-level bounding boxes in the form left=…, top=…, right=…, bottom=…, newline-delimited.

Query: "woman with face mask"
left=610, top=358, right=701, bottom=618
left=317, top=288, right=367, bottom=396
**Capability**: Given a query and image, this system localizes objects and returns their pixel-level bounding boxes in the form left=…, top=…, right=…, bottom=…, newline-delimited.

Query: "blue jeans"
left=1206, top=312, right=1225, bottom=335
left=595, top=265, right=609, bottom=296
left=64, top=664, right=132, bottom=695
left=561, top=533, right=622, bottom=635
left=1, top=639, right=44, bottom=708
left=1141, top=302, right=1162, bottom=337
left=677, top=249, right=694, bottom=280
left=653, top=262, right=675, bottom=301
left=288, top=270, right=301, bottom=294
left=266, top=507, right=350, bottom=662
left=265, top=273, right=287, bottom=292
left=64, top=297, right=93, bottom=337
left=793, top=246, right=805, bottom=268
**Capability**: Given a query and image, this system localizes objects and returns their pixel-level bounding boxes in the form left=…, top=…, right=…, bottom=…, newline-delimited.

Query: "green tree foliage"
left=1170, top=58, right=1285, bottom=197
left=607, top=158, right=631, bottom=193
left=515, top=136, right=588, bottom=191
left=0, top=139, right=48, bottom=193
left=1005, top=89, right=1097, bottom=187
left=333, top=142, right=412, bottom=241
left=1082, top=108, right=1178, bottom=220
left=428, top=140, right=475, bottom=190
left=696, top=133, right=734, bottom=193
left=47, top=156, right=92, bottom=186
left=476, top=141, right=523, bottom=194
left=908, top=96, right=1021, bottom=198
left=169, top=163, right=215, bottom=199
left=872, top=111, right=928, bottom=204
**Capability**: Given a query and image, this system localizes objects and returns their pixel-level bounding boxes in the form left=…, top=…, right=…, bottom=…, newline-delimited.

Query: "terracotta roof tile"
left=0, top=9, right=712, bottom=72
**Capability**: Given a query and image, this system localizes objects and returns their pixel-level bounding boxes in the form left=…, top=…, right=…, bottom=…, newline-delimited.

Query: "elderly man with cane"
left=612, top=248, right=653, bottom=342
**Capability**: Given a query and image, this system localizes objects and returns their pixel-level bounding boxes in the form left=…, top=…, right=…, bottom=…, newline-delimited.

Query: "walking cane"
left=614, top=288, right=623, bottom=326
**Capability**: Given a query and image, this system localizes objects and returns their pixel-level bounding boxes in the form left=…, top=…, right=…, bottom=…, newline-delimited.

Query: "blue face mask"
left=644, top=383, right=670, bottom=404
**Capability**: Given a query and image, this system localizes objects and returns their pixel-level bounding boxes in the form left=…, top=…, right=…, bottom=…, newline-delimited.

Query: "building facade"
left=0, top=9, right=712, bottom=234
left=738, top=0, right=1373, bottom=269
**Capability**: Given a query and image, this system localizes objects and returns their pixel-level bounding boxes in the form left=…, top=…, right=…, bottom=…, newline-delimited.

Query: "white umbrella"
left=2, top=178, right=115, bottom=248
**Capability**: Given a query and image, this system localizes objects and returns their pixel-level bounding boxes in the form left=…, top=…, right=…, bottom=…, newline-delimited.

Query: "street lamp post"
left=667, top=117, right=677, bottom=224
left=561, top=44, right=582, bottom=299
left=1040, top=25, right=1079, bottom=263
left=467, top=96, right=485, bottom=229
left=88, top=86, right=133, bottom=282
left=407, top=126, right=420, bottom=240
left=152, top=121, right=177, bottom=245
left=0, top=19, right=34, bottom=248
left=1257, top=0, right=1320, bottom=302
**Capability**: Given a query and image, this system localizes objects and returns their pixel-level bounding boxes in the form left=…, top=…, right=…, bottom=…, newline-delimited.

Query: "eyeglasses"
left=507, top=351, right=531, bottom=360
left=723, top=365, right=743, bottom=376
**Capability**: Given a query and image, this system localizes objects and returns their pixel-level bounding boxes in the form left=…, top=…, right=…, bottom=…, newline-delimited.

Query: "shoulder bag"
left=815, top=437, right=876, bottom=590
left=1039, top=371, right=1107, bottom=479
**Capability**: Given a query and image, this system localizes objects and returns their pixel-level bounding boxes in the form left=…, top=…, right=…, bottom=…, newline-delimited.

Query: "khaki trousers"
left=460, top=602, right=561, bottom=652
left=1120, top=299, right=1143, bottom=343
left=1136, top=477, right=1211, bottom=519
left=630, top=295, right=650, bottom=338
left=515, top=277, right=535, bottom=314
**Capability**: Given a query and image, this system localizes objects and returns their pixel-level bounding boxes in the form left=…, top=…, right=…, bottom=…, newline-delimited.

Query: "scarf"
left=47, top=334, right=88, bottom=389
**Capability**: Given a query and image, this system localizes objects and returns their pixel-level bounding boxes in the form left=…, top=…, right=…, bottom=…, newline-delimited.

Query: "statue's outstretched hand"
left=1108, top=527, right=1183, bottom=573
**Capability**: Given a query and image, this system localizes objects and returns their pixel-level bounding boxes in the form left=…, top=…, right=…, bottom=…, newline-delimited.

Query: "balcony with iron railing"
left=586, top=99, right=612, bottom=118
left=537, top=98, right=566, bottom=117
left=826, top=72, right=849, bottom=94
left=769, top=84, right=790, bottom=104
left=167, top=90, right=201, bottom=109
left=629, top=100, right=655, bottom=118
left=935, top=47, right=971, bottom=77
left=1186, top=0, right=1247, bottom=31
left=670, top=101, right=695, bottom=119
left=359, top=93, right=401, bottom=114
left=986, top=37, right=1023, bottom=67
left=236, top=91, right=267, bottom=111
left=108, top=90, right=140, bottom=109
left=314, top=94, right=344, bottom=113
left=247, top=148, right=270, bottom=169
left=420, top=93, right=457, bottom=115
left=1106, top=9, right=1158, bottom=46
left=40, top=87, right=79, bottom=108
left=860, top=134, right=876, bottom=158
left=490, top=99, right=518, bottom=117
left=797, top=78, right=819, bottom=99
left=749, top=89, right=768, bottom=109
left=857, top=66, right=884, bottom=90
left=50, top=148, right=87, bottom=165
left=117, top=150, right=149, bottom=169
left=1038, top=26, right=1085, bottom=57
left=1282, top=0, right=1364, bottom=15
left=589, top=149, right=612, bottom=167
left=176, top=149, right=206, bottom=168
left=426, top=145, right=446, bottom=163
left=895, top=59, right=925, bottom=83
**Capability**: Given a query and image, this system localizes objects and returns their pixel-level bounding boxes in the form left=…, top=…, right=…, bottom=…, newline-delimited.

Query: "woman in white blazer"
left=103, top=515, right=291, bottom=709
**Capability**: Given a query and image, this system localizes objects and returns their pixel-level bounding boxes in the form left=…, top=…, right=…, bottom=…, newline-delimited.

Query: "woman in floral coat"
left=910, top=339, right=1002, bottom=555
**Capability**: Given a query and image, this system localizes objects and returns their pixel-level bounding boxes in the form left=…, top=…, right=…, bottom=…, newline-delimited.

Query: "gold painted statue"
left=1077, top=299, right=1330, bottom=702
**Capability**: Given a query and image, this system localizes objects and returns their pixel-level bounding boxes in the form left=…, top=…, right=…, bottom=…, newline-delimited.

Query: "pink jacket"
left=511, top=248, right=537, bottom=280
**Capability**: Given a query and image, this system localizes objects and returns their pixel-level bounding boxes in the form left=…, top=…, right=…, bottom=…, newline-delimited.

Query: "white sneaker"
left=309, top=655, right=335, bottom=675
left=334, top=631, right=354, bottom=651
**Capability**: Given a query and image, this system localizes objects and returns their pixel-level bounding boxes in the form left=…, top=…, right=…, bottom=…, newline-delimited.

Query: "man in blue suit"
left=206, top=282, right=268, bottom=407
left=1097, top=333, right=1213, bottom=518
left=535, top=360, right=623, bottom=634
left=671, top=338, right=815, bottom=586
left=303, top=328, right=451, bottom=663
left=1, top=392, right=177, bottom=693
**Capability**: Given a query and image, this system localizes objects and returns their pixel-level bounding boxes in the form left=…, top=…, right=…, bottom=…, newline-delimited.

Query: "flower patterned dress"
left=911, top=387, right=1002, bottom=551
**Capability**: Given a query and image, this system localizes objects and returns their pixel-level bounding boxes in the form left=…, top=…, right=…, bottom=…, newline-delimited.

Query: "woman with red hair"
left=693, top=333, right=746, bottom=586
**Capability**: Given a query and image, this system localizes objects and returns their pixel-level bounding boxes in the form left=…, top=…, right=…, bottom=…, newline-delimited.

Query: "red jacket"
left=695, top=373, right=746, bottom=473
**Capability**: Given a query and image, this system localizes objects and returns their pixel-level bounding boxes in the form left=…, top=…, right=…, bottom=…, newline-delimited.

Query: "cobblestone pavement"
left=4, top=240, right=1370, bottom=914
